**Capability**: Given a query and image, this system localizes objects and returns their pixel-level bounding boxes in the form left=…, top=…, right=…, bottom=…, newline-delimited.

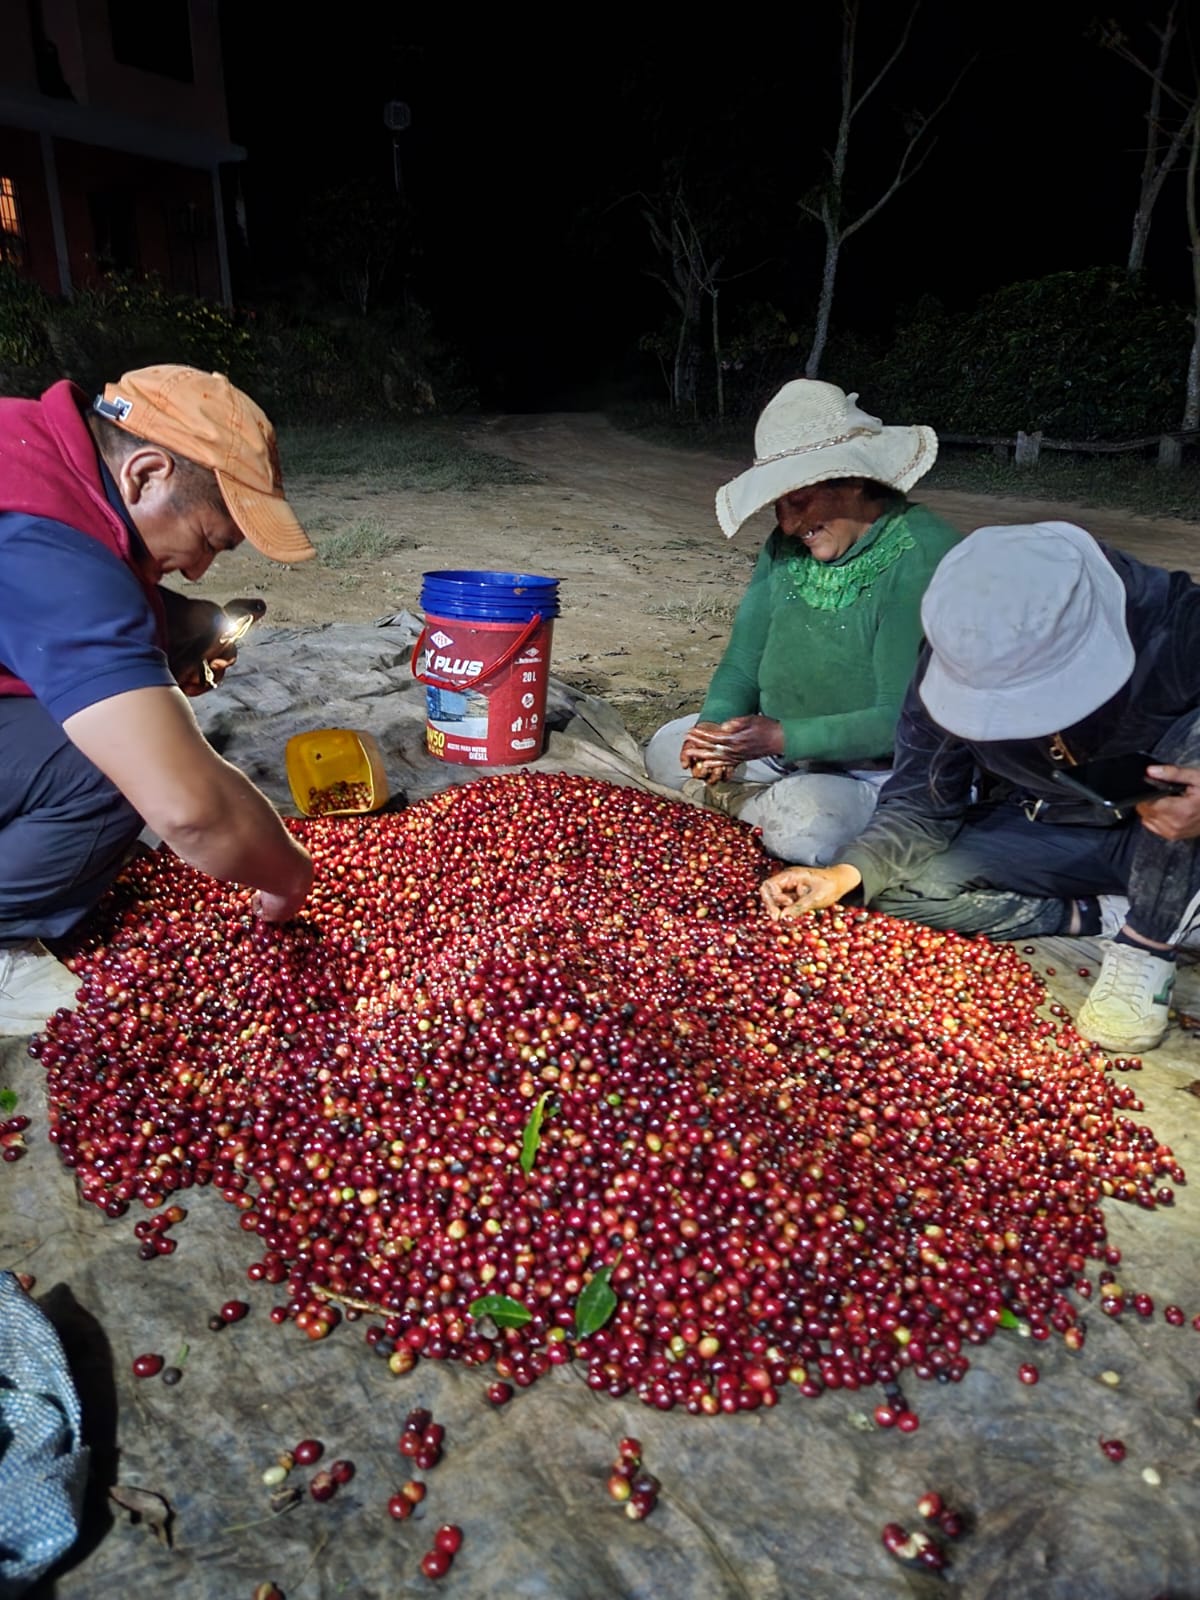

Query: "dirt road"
left=179, top=412, right=1200, bottom=739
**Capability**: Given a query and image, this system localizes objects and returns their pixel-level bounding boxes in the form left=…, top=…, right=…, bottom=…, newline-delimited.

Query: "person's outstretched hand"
left=1138, top=764, right=1200, bottom=840
left=252, top=849, right=314, bottom=923
left=760, top=863, right=862, bottom=921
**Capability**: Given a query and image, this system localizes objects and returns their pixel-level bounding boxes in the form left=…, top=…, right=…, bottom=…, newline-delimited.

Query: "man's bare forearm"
left=161, top=757, right=312, bottom=899
left=65, top=685, right=312, bottom=906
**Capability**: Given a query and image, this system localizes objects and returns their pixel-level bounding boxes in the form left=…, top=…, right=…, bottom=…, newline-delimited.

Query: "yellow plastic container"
left=285, top=728, right=389, bottom=817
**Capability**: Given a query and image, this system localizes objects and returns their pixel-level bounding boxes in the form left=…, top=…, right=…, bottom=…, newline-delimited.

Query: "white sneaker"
left=1097, top=895, right=1130, bottom=938
left=0, top=940, right=80, bottom=1035
left=1075, top=941, right=1175, bottom=1053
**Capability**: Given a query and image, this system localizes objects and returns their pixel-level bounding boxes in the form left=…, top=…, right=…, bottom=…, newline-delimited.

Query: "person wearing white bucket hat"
left=760, top=520, right=1200, bottom=1053
left=644, top=379, right=956, bottom=864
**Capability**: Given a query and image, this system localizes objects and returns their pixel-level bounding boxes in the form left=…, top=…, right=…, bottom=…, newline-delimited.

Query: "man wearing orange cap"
left=0, top=365, right=317, bottom=1034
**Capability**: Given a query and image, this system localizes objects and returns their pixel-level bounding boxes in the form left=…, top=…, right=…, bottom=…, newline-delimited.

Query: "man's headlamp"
left=216, top=598, right=267, bottom=651
left=199, top=599, right=267, bottom=688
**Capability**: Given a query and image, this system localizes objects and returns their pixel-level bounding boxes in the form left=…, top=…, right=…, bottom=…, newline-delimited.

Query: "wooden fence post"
left=1157, top=435, right=1182, bottom=471
left=1014, top=430, right=1043, bottom=466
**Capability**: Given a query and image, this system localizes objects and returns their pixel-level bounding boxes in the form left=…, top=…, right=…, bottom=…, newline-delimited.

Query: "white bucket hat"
left=715, top=379, right=938, bottom=538
left=918, top=522, right=1135, bottom=741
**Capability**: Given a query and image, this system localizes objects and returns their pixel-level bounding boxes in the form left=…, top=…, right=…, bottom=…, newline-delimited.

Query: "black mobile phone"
left=1049, top=751, right=1186, bottom=812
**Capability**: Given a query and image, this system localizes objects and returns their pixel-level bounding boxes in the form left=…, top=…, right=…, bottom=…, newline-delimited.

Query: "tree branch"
left=842, top=134, right=937, bottom=242
left=1141, top=1, right=1177, bottom=192
left=841, top=56, right=974, bottom=242
left=849, top=0, right=920, bottom=123
left=1102, top=3, right=1197, bottom=116
left=641, top=267, right=686, bottom=313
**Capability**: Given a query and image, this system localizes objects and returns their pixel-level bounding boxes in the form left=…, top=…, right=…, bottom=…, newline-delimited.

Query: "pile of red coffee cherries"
left=306, top=780, right=374, bottom=816
left=35, top=773, right=1182, bottom=1415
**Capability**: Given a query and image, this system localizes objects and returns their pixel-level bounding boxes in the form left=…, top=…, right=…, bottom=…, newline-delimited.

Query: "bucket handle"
left=410, top=613, right=544, bottom=690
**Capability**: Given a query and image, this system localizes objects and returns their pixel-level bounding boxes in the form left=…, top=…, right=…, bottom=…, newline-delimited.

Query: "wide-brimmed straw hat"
left=918, top=521, right=1134, bottom=741
left=715, top=379, right=938, bottom=538
left=95, top=365, right=315, bottom=563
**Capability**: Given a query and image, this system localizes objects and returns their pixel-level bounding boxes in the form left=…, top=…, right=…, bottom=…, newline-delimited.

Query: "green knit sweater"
left=697, top=503, right=960, bottom=764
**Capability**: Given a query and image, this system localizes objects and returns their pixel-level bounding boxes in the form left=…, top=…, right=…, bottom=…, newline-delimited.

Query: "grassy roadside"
left=278, top=410, right=1200, bottom=525
left=923, top=450, right=1200, bottom=523
left=278, top=420, right=541, bottom=490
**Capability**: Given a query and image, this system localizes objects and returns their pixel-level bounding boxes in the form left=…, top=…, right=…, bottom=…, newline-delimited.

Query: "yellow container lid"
left=285, top=728, right=389, bottom=816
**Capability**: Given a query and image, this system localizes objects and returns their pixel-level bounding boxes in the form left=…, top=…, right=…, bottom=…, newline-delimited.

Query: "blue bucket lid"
left=422, top=569, right=558, bottom=592
left=421, top=569, right=560, bottom=621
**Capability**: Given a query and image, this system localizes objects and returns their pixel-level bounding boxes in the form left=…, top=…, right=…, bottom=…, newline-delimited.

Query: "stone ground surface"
left=2, top=416, right=1200, bottom=1600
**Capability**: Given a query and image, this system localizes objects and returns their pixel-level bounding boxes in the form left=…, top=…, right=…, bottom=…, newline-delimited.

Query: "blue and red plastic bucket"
left=412, top=570, right=561, bottom=766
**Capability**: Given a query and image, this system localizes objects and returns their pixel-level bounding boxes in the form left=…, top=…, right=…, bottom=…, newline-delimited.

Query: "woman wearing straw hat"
left=645, top=379, right=959, bottom=863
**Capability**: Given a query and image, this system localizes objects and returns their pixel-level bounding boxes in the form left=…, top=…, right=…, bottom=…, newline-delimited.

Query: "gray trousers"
left=873, top=797, right=1200, bottom=947
left=644, top=713, right=885, bottom=866
left=871, top=710, right=1200, bottom=946
left=0, top=697, right=142, bottom=941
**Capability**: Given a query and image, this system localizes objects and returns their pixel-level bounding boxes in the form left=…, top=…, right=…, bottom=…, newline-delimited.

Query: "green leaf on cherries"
left=0, top=1089, right=17, bottom=1114
left=574, top=1262, right=618, bottom=1338
left=468, top=1293, right=532, bottom=1328
left=519, top=1091, right=553, bottom=1174
left=997, top=1308, right=1021, bottom=1330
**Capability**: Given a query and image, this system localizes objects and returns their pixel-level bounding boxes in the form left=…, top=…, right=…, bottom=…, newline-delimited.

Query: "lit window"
left=0, top=176, right=25, bottom=265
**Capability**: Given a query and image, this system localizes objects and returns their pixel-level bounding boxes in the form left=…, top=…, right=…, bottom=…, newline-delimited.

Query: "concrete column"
left=211, top=163, right=232, bottom=308
left=39, top=130, right=71, bottom=297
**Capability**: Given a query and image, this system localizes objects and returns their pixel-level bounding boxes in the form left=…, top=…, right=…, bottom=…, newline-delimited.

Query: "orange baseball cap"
left=95, top=364, right=315, bottom=563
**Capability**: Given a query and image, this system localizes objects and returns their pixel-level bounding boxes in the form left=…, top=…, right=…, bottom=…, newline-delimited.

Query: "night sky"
left=219, top=2, right=1187, bottom=407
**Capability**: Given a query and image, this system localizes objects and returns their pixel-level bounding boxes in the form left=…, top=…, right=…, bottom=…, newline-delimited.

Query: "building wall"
left=62, top=0, right=232, bottom=140
left=0, top=7, right=42, bottom=96
left=54, top=141, right=221, bottom=299
left=0, top=1, right=238, bottom=303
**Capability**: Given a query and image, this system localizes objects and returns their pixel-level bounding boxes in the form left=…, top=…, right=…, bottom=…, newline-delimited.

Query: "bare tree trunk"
left=639, top=171, right=732, bottom=416
left=1181, top=112, right=1200, bottom=442
left=672, top=286, right=702, bottom=413
left=686, top=346, right=700, bottom=419
left=1128, top=3, right=1177, bottom=271
left=1129, top=206, right=1156, bottom=274
left=651, top=347, right=672, bottom=404
left=711, top=286, right=724, bottom=421
left=672, top=313, right=688, bottom=412
left=1103, top=5, right=1200, bottom=276
left=1171, top=107, right=1200, bottom=467
left=799, top=0, right=964, bottom=380
left=806, top=227, right=841, bottom=379
left=1158, top=112, right=1200, bottom=471
left=804, top=2, right=854, bottom=379
left=1184, top=332, right=1200, bottom=433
